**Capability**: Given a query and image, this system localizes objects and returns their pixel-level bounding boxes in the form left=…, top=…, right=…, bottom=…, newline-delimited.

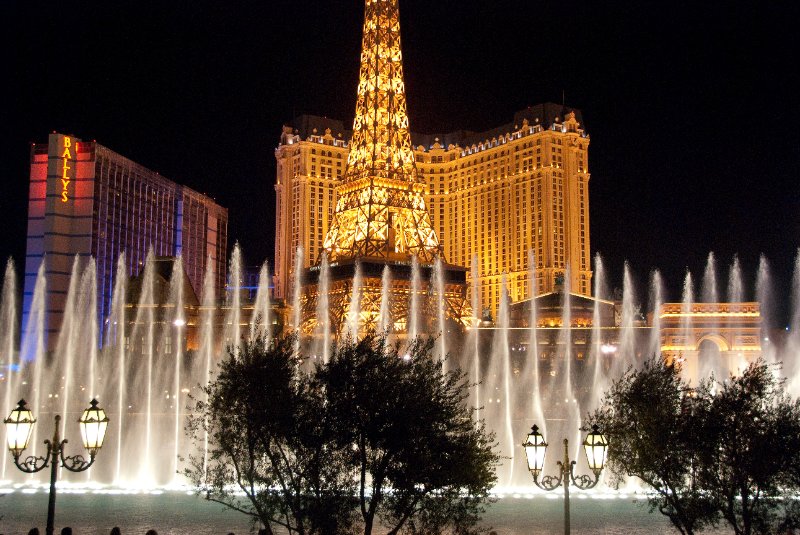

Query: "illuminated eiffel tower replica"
left=300, top=0, right=470, bottom=337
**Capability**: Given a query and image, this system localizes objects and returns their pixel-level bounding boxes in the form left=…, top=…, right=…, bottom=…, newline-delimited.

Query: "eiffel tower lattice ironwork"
left=322, top=0, right=441, bottom=263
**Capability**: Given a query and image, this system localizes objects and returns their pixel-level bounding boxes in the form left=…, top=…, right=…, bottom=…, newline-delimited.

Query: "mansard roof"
left=286, top=102, right=585, bottom=150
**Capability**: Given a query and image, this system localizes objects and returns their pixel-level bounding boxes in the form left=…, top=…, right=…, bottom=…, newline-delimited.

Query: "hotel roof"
left=285, top=102, right=585, bottom=150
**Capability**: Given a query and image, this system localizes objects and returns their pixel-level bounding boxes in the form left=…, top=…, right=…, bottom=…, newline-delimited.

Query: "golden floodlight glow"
left=659, top=312, right=760, bottom=318
left=322, top=0, right=441, bottom=263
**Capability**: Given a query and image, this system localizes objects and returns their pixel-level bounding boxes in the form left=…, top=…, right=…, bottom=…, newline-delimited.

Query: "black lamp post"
left=4, top=398, right=109, bottom=535
left=522, top=423, right=609, bottom=535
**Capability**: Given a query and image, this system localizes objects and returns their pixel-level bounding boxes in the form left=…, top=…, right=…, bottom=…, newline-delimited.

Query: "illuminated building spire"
left=323, top=0, right=441, bottom=262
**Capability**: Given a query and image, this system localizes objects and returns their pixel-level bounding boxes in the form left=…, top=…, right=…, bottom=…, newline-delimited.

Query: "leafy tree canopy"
left=590, top=357, right=717, bottom=535
left=319, top=335, right=499, bottom=535
left=695, top=360, right=800, bottom=535
left=185, top=333, right=499, bottom=535
left=590, top=357, right=800, bottom=535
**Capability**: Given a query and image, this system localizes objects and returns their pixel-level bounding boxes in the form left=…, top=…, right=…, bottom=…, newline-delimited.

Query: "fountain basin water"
left=0, top=487, right=731, bottom=535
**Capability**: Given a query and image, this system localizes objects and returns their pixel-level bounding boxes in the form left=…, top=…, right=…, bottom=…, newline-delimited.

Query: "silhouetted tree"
left=185, top=333, right=498, bottom=535
left=184, top=334, right=357, bottom=535
left=318, top=335, right=499, bottom=535
left=591, top=357, right=800, bottom=535
left=589, top=357, right=716, bottom=535
left=694, top=360, right=800, bottom=535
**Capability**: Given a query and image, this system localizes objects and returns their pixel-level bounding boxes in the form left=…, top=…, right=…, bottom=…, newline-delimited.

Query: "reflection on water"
left=0, top=491, right=729, bottom=535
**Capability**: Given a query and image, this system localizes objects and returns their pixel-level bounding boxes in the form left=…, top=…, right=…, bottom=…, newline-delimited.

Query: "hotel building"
left=23, top=132, right=228, bottom=349
left=274, top=103, right=591, bottom=316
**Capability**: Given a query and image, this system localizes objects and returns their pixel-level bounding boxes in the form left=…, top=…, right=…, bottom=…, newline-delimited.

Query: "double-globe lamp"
left=4, top=398, right=110, bottom=535
left=522, top=423, right=609, bottom=535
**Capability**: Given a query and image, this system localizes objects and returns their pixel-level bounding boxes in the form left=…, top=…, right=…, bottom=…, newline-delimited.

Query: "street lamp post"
left=4, top=398, right=109, bottom=535
left=522, top=424, right=609, bottom=535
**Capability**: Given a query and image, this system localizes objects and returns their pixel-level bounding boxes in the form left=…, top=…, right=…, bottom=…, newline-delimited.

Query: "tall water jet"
left=588, top=254, right=607, bottom=416
left=107, top=254, right=127, bottom=483
left=346, top=261, right=362, bottom=340
left=19, top=261, right=45, bottom=462
left=727, top=255, right=744, bottom=303
left=20, top=262, right=46, bottom=369
left=84, top=261, right=99, bottom=399
left=292, top=246, right=304, bottom=353
left=491, top=274, right=514, bottom=486
left=1, top=259, right=17, bottom=479
left=409, top=256, right=420, bottom=340
left=788, top=249, right=800, bottom=396
left=224, top=244, right=243, bottom=356
left=587, top=255, right=613, bottom=487
left=790, top=250, right=800, bottom=341
left=47, top=257, right=97, bottom=481
left=168, top=256, right=185, bottom=484
left=727, top=255, right=746, bottom=374
left=756, top=254, right=773, bottom=333
left=54, top=256, right=84, bottom=440
left=699, top=252, right=723, bottom=379
left=616, top=262, right=637, bottom=373
left=249, top=261, right=272, bottom=342
left=469, top=256, right=481, bottom=424
left=522, top=250, right=545, bottom=434
left=679, top=270, right=695, bottom=382
left=198, top=258, right=216, bottom=483
left=755, top=255, right=780, bottom=369
left=131, top=250, right=156, bottom=485
left=701, top=252, right=718, bottom=303
left=315, top=254, right=331, bottom=362
left=379, top=265, right=391, bottom=333
left=81, top=260, right=99, bottom=482
left=555, top=267, right=582, bottom=463
left=648, top=270, right=664, bottom=358
left=433, top=256, right=446, bottom=363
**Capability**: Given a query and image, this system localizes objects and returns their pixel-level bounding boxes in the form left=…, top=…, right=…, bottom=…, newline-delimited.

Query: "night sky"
left=2, top=1, right=799, bottom=320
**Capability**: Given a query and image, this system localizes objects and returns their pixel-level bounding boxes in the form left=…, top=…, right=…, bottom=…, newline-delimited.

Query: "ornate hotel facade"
left=24, top=132, right=228, bottom=350
left=274, top=104, right=591, bottom=316
left=272, top=0, right=763, bottom=378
